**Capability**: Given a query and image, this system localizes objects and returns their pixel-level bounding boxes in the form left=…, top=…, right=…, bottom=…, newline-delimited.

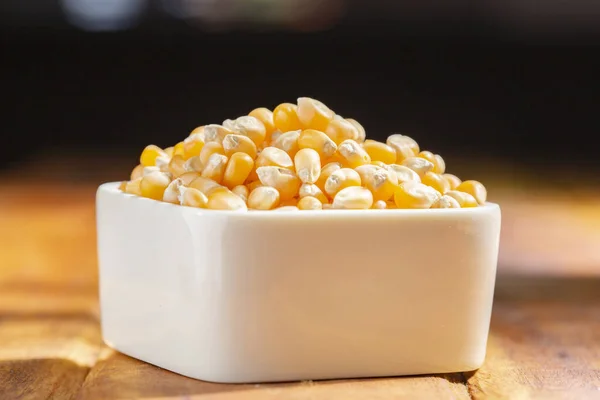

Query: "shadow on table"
left=494, top=273, right=600, bottom=303
left=77, top=350, right=468, bottom=399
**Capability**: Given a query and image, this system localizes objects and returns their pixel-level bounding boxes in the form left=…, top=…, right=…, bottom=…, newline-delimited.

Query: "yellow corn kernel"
left=371, top=160, right=387, bottom=168
left=297, top=97, right=335, bottom=131
left=223, top=152, right=254, bottom=188
left=140, top=171, right=171, bottom=200
left=421, top=171, right=450, bottom=194
left=324, top=118, right=359, bottom=144
left=224, top=116, right=267, bottom=146
left=269, top=130, right=282, bottom=145
left=418, top=151, right=445, bottom=174
left=346, top=118, right=366, bottom=143
left=316, top=161, right=342, bottom=192
left=432, top=195, right=461, bottom=209
left=207, top=190, right=248, bottom=211
left=386, top=164, right=421, bottom=184
left=294, top=148, right=321, bottom=184
left=272, top=130, right=300, bottom=158
left=324, top=168, right=361, bottom=197
left=201, top=154, right=228, bottom=183
left=142, top=166, right=161, bottom=176
left=298, top=196, right=322, bottom=210
left=443, top=173, right=461, bottom=190
left=232, top=185, right=249, bottom=203
left=140, top=145, right=167, bottom=167
left=362, top=140, right=396, bottom=164
left=321, top=151, right=347, bottom=168
left=256, top=166, right=301, bottom=200
left=163, top=178, right=183, bottom=204
left=354, top=164, right=378, bottom=182
left=298, top=183, right=328, bottom=203
left=337, top=139, right=371, bottom=168
left=179, top=171, right=200, bottom=186
left=387, top=134, right=419, bottom=153
left=180, top=187, right=209, bottom=208
left=394, top=181, right=441, bottom=209
left=183, top=133, right=205, bottom=160
left=246, top=180, right=263, bottom=192
left=280, top=198, right=299, bottom=207
left=255, top=146, right=294, bottom=169
left=184, top=155, right=203, bottom=174
left=434, top=154, right=445, bottom=174
left=164, top=147, right=174, bottom=157
left=156, top=155, right=171, bottom=172
left=273, top=103, right=302, bottom=132
left=130, top=164, right=144, bottom=180
left=199, top=142, right=225, bottom=166
left=248, top=107, right=276, bottom=139
left=189, top=125, right=205, bottom=137
left=118, top=181, right=127, bottom=191
left=203, top=124, right=235, bottom=144
left=125, top=177, right=143, bottom=196
left=364, top=166, right=398, bottom=202
left=401, top=156, right=434, bottom=178
left=456, top=180, right=487, bottom=205
left=222, top=134, right=257, bottom=159
left=373, top=200, right=387, bottom=209
left=189, top=176, right=226, bottom=196
left=173, top=141, right=185, bottom=157
left=333, top=186, right=373, bottom=209
left=386, top=201, right=397, bottom=209
left=445, top=190, right=478, bottom=208
left=168, top=155, right=187, bottom=177
left=386, top=134, right=419, bottom=163
left=248, top=186, right=280, bottom=210
left=298, top=129, right=337, bottom=159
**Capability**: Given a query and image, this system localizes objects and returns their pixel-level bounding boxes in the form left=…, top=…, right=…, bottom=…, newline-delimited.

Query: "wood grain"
left=78, top=349, right=469, bottom=400
left=0, top=317, right=103, bottom=400
left=468, top=277, right=600, bottom=400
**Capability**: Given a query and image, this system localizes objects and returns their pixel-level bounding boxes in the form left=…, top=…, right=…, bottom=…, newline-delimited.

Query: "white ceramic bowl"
left=96, top=182, right=501, bottom=383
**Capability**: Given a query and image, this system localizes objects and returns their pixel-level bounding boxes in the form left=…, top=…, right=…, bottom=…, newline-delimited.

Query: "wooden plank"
left=0, top=317, right=103, bottom=400
left=0, top=284, right=98, bottom=319
left=466, top=277, right=600, bottom=399
left=0, top=187, right=99, bottom=288
left=494, top=191, right=600, bottom=276
left=78, top=349, right=469, bottom=400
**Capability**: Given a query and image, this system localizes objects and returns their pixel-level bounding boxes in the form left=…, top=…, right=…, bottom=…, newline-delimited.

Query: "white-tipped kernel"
left=298, top=183, right=328, bottom=203
left=337, top=139, right=371, bottom=168
left=143, top=166, right=161, bottom=176
left=248, top=186, right=280, bottom=210
left=155, top=156, right=171, bottom=172
left=204, top=124, right=234, bottom=144
left=184, top=156, right=203, bottom=173
left=163, top=178, right=184, bottom=204
left=332, top=186, right=373, bottom=209
left=401, top=157, right=434, bottom=178
left=432, top=194, right=461, bottom=209
left=373, top=200, right=387, bottom=209
left=294, top=148, right=321, bottom=184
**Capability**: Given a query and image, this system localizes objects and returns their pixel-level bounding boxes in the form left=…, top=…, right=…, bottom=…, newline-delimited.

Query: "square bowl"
left=96, top=182, right=501, bottom=383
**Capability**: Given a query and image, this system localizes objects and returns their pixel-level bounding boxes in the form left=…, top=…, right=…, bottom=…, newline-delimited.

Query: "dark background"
left=3, top=0, right=599, bottom=179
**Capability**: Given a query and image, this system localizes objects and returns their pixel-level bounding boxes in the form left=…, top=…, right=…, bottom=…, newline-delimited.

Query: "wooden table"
left=1, top=183, right=599, bottom=399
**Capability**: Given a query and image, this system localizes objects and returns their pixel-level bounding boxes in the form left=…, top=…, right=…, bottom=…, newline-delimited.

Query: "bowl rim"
left=98, top=181, right=500, bottom=219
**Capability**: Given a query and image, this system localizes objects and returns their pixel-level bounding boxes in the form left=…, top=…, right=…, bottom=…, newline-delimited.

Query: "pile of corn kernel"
left=120, top=97, right=487, bottom=211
